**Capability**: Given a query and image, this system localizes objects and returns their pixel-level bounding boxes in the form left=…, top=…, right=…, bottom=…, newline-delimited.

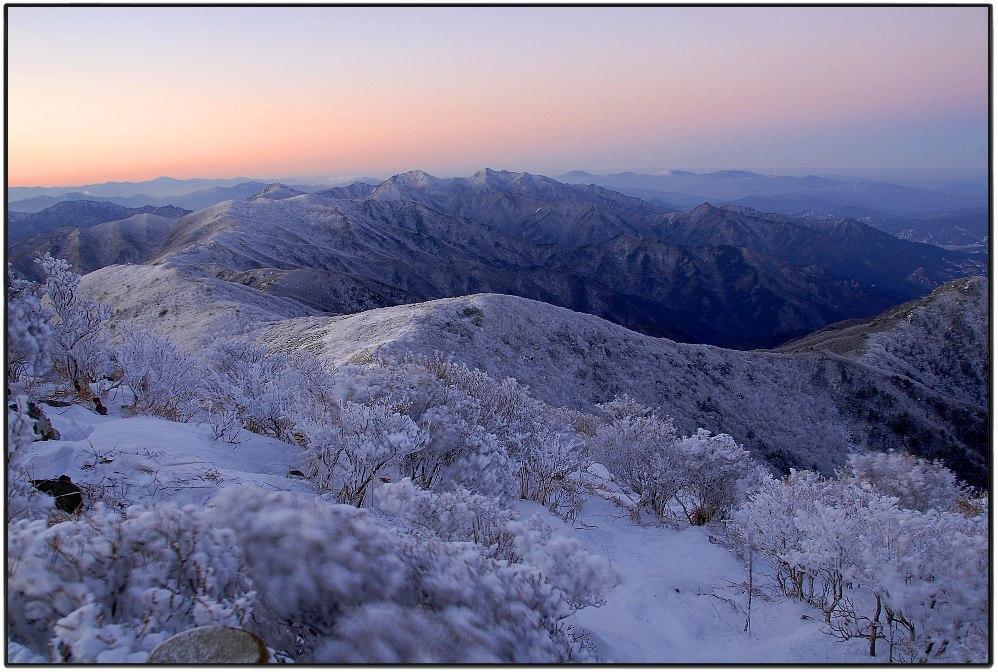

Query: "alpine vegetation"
left=6, top=230, right=988, bottom=665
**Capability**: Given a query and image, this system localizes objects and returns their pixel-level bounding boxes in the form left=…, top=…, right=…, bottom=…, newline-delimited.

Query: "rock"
left=27, top=402, right=60, bottom=440
left=146, top=626, right=269, bottom=663
left=31, top=475, right=83, bottom=513
left=7, top=401, right=60, bottom=440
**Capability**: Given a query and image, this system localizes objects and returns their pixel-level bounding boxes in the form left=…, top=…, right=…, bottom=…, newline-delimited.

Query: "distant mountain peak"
left=388, top=170, right=437, bottom=188
left=689, top=202, right=720, bottom=215
left=247, top=183, right=306, bottom=202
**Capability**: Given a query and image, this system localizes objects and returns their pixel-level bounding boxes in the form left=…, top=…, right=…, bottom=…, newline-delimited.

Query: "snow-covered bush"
left=842, top=450, right=971, bottom=513
left=376, top=478, right=615, bottom=611
left=396, top=384, right=518, bottom=500
left=315, top=397, right=428, bottom=507
left=594, top=396, right=680, bottom=517
left=671, top=429, right=760, bottom=525
left=505, top=515, right=616, bottom=610
left=595, top=396, right=759, bottom=524
left=839, top=497, right=989, bottom=663
left=7, top=502, right=253, bottom=663
left=521, top=429, right=590, bottom=519
left=384, top=354, right=578, bottom=506
left=731, top=467, right=989, bottom=662
left=206, top=340, right=334, bottom=444
left=309, top=536, right=578, bottom=663
left=115, top=328, right=206, bottom=421
left=35, top=254, right=112, bottom=400
left=376, top=478, right=518, bottom=557
left=6, top=265, right=51, bottom=383
left=730, top=469, right=830, bottom=601
left=6, top=397, right=56, bottom=523
left=209, top=486, right=584, bottom=662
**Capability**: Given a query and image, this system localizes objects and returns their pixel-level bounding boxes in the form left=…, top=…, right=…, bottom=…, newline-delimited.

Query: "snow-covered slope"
left=779, top=277, right=989, bottom=406
left=78, top=263, right=314, bottom=349
left=10, top=402, right=881, bottom=664
left=256, top=286, right=988, bottom=486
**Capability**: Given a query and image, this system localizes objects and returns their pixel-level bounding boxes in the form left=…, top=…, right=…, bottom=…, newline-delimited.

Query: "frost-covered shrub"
left=6, top=397, right=57, bottom=523
left=520, top=429, right=590, bottom=519
left=309, top=538, right=577, bottom=663
left=376, top=478, right=518, bottom=557
left=7, top=502, right=253, bottom=663
left=208, top=487, right=405, bottom=657
left=115, top=328, right=206, bottom=421
left=6, top=265, right=51, bottom=383
left=505, top=516, right=616, bottom=610
left=397, top=389, right=517, bottom=499
left=209, top=486, right=583, bottom=662
left=300, top=397, right=428, bottom=506
left=594, top=397, right=681, bottom=517
left=595, top=396, right=759, bottom=524
left=731, top=468, right=989, bottom=662
left=377, top=480, right=615, bottom=613
left=877, top=508, right=988, bottom=663
left=730, top=469, right=830, bottom=601
left=386, top=355, right=558, bottom=503
left=842, top=450, right=971, bottom=513
left=206, top=339, right=333, bottom=444
left=671, top=429, right=760, bottom=525
left=35, top=254, right=112, bottom=399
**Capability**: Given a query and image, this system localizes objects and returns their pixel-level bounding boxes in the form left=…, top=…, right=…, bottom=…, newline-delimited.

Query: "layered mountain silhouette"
left=8, top=201, right=190, bottom=243
left=11, top=169, right=986, bottom=349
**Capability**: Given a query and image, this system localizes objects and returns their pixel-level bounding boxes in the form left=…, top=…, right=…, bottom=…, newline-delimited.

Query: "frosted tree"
left=115, top=328, right=206, bottom=421
left=730, top=469, right=830, bottom=601
left=209, top=486, right=586, bottom=662
left=842, top=450, right=972, bottom=513
left=205, top=339, right=334, bottom=444
left=6, top=265, right=51, bottom=384
left=7, top=502, right=254, bottom=663
left=35, top=254, right=112, bottom=401
left=731, top=466, right=989, bottom=662
left=671, top=429, right=760, bottom=525
left=300, top=397, right=428, bottom=507
left=594, top=396, right=681, bottom=517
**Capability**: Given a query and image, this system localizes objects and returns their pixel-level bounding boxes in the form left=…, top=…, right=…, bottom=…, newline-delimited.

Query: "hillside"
left=9, top=214, right=179, bottom=281
left=253, top=280, right=988, bottom=486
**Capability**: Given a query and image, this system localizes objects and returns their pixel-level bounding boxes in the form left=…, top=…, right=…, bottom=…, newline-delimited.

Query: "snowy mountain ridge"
left=252, top=280, right=987, bottom=486
left=22, top=169, right=981, bottom=350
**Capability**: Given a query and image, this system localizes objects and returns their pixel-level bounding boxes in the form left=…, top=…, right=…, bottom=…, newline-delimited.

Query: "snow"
left=20, top=403, right=313, bottom=510
left=510, top=496, right=874, bottom=663
left=12, top=400, right=882, bottom=664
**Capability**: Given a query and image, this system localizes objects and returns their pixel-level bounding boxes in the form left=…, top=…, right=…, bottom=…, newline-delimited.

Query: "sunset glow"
left=6, top=6, right=989, bottom=187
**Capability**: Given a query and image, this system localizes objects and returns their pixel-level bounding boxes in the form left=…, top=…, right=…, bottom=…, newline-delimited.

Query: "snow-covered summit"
left=247, top=183, right=306, bottom=201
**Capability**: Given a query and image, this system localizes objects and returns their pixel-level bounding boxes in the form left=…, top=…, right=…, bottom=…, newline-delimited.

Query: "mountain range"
left=558, top=169, right=989, bottom=250
left=11, top=169, right=985, bottom=349
left=10, top=169, right=986, bottom=248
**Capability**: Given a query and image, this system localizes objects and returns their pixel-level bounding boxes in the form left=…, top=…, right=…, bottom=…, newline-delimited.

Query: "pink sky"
left=6, top=6, right=989, bottom=187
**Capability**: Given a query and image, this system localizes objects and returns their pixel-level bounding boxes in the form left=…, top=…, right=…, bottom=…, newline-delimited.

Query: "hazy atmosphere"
left=7, top=5, right=988, bottom=186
